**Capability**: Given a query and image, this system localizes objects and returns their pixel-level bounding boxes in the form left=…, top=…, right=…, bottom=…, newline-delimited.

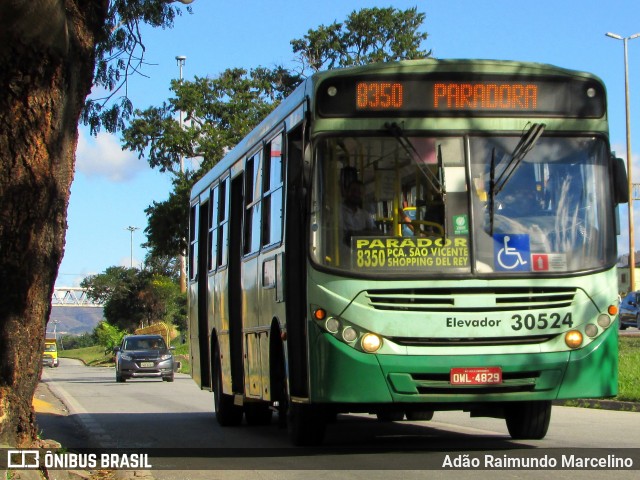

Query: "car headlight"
left=160, top=354, right=173, bottom=361
left=120, top=354, right=132, bottom=361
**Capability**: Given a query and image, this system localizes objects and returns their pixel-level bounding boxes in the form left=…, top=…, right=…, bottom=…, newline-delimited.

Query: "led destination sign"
left=318, top=75, right=605, bottom=118
left=433, top=82, right=538, bottom=110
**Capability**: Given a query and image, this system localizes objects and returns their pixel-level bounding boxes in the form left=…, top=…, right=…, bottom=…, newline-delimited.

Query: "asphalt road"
left=35, top=357, right=640, bottom=479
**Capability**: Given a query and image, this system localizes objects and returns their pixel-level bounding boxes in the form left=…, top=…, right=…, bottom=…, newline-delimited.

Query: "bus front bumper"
left=310, top=325, right=618, bottom=404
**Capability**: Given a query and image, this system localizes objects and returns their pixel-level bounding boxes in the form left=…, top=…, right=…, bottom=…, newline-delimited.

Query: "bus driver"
left=341, top=180, right=375, bottom=245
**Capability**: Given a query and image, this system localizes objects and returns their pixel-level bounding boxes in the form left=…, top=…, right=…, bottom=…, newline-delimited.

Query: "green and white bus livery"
left=188, top=59, right=628, bottom=445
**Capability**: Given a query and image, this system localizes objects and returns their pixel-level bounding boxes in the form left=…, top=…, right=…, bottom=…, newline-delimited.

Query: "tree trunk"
left=0, top=0, right=107, bottom=446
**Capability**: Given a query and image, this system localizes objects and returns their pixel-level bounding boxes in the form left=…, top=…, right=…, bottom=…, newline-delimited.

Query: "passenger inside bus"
left=341, top=180, right=376, bottom=245
left=399, top=203, right=418, bottom=236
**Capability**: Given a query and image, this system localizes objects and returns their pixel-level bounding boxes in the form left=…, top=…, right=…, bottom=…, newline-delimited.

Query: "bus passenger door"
left=284, top=124, right=309, bottom=398
left=228, top=174, right=245, bottom=394
left=188, top=203, right=202, bottom=387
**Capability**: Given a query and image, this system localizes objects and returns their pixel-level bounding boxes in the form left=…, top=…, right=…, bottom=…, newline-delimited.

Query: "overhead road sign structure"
left=51, top=287, right=103, bottom=308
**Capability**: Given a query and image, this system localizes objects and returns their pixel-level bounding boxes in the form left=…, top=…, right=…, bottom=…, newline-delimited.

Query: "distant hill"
left=48, top=306, right=103, bottom=335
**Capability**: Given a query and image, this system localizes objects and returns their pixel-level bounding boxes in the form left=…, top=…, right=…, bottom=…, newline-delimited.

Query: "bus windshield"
left=310, top=135, right=616, bottom=275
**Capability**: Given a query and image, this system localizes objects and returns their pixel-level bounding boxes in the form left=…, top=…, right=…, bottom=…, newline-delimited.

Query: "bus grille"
left=389, top=334, right=557, bottom=347
left=365, top=287, right=576, bottom=312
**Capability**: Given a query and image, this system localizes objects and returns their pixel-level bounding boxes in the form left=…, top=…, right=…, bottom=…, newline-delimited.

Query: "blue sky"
left=55, top=0, right=640, bottom=286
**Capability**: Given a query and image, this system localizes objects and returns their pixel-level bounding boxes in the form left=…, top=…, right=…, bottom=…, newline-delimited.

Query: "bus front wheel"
left=505, top=400, right=552, bottom=439
left=288, top=404, right=327, bottom=446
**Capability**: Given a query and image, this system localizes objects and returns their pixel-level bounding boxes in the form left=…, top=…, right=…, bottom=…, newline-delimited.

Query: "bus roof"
left=309, top=58, right=602, bottom=80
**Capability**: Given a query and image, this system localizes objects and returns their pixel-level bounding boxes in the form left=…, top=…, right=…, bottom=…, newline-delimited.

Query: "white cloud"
left=76, top=130, right=148, bottom=182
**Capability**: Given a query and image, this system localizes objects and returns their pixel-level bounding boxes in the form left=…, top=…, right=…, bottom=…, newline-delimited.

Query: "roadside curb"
left=554, top=398, right=640, bottom=412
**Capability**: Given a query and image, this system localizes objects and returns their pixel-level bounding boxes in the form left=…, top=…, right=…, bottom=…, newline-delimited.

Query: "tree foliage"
left=82, top=267, right=147, bottom=331
left=82, top=0, right=194, bottom=134
left=123, top=67, right=300, bottom=177
left=94, top=321, right=126, bottom=354
left=290, top=7, right=430, bottom=74
left=143, top=175, right=193, bottom=257
left=82, top=266, right=184, bottom=333
left=59, top=332, right=97, bottom=350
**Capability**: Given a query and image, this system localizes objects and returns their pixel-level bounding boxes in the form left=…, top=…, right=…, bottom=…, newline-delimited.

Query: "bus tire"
left=213, top=344, right=243, bottom=427
left=270, top=326, right=288, bottom=428
left=288, top=404, right=326, bottom=446
left=405, top=409, right=434, bottom=421
left=505, top=400, right=552, bottom=439
left=376, top=409, right=404, bottom=422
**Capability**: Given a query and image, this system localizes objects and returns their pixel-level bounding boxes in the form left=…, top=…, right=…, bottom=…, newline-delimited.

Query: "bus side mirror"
left=612, top=157, right=629, bottom=204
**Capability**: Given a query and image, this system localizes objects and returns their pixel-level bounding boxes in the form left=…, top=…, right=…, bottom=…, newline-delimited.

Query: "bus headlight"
left=564, top=330, right=583, bottom=348
left=584, top=324, right=598, bottom=338
left=597, top=313, right=611, bottom=328
left=361, top=333, right=382, bottom=353
left=342, top=326, right=358, bottom=343
left=325, top=317, right=341, bottom=334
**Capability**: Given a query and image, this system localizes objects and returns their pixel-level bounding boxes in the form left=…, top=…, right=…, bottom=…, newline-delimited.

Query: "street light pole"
left=607, top=32, right=640, bottom=292
left=175, top=55, right=187, bottom=292
left=126, top=226, right=139, bottom=268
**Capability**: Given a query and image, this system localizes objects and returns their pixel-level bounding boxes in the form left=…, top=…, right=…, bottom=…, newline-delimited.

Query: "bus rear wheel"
left=505, top=400, right=552, bottom=439
left=244, top=403, right=273, bottom=425
left=213, top=345, right=243, bottom=427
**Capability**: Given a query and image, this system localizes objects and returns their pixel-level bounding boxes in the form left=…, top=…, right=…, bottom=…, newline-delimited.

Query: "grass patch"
left=617, top=336, right=640, bottom=402
left=170, top=339, right=191, bottom=374
left=59, top=345, right=113, bottom=366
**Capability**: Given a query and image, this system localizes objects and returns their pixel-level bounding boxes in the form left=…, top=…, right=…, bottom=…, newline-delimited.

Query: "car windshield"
left=124, top=338, right=166, bottom=350
left=309, top=135, right=616, bottom=275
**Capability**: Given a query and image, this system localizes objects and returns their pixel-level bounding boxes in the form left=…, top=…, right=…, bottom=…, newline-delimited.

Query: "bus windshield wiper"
left=487, top=123, right=545, bottom=234
left=385, top=122, right=445, bottom=199
left=493, top=123, right=546, bottom=196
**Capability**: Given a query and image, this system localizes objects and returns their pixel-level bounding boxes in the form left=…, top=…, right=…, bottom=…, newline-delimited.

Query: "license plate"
left=450, top=367, right=502, bottom=385
left=140, top=361, right=154, bottom=368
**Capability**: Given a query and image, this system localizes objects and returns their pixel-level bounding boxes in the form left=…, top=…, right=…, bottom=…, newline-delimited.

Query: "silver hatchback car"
left=114, top=334, right=175, bottom=382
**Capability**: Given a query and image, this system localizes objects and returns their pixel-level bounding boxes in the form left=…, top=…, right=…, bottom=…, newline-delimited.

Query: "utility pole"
left=126, top=226, right=139, bottom=268
left=176, top=55, right=187, bottom=292
left=606, top=32, right=640, bottom=292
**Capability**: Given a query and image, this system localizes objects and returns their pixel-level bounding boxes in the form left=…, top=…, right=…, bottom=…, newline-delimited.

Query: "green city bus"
left=188, top=59, right=628, bottom=445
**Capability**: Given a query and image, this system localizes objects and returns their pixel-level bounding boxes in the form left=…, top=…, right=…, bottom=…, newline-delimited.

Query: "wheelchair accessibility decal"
left=493, top=234, right=531, bottom=272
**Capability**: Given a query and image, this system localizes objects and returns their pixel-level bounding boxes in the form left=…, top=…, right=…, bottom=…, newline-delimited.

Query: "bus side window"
left=262, top=134, right=284, bottom=247
left=217, top=177, right=229, bottom=267
left=189, top=204, right=198, bottom=281
left=244, top=152, right=262, bottom=255
left=209, top=185, right=219, bottom=271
